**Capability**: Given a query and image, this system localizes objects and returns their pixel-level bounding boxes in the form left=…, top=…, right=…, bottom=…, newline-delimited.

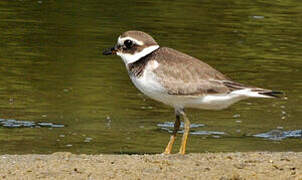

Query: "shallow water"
left=0, top=0, right=301, bottom=154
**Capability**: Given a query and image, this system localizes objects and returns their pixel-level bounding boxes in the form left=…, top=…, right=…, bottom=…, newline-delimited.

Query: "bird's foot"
left=161, top=150, right=171, bottom=155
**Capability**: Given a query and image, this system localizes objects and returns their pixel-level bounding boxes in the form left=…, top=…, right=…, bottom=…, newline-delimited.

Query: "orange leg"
left=163, top=114, right=180, bottom=154
left=179, top=111, right=190, bottom=155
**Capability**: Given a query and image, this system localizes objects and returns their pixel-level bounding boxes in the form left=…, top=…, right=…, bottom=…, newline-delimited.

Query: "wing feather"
left=152, top=47, right=233, bottom=96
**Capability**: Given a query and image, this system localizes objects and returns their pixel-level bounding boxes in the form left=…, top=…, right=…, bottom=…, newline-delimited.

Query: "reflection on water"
left=0, top=119, right=64, bottom=128
left=157, top=121, right=225, bottom=137
left=0, top=0, right=301, bottom=154
left=157, top=122, right=205, bottom=128
left=254, top=130, right=302, bottom=141
left=158, top=121, right=302, bottom=140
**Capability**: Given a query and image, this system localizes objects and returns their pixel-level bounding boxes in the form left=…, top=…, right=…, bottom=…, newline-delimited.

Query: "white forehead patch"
left=118, top=36, right=144, bottom=46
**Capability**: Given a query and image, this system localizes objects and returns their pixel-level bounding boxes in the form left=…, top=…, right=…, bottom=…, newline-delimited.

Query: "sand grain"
left=0, top=152, right=301, bottom=179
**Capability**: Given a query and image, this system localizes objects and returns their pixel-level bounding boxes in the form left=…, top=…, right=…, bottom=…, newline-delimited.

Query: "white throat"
left=117, top=45, right=159, bottom=64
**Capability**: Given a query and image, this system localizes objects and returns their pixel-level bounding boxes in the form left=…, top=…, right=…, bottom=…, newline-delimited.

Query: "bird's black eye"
left=124, top=40, right=133, bottom=49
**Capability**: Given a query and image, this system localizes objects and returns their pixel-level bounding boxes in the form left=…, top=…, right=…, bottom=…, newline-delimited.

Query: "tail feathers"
left=258, top=90, right=283, bottom=98
left=230, top=87, right=283, bottom=98
left=223, top=80, right=283, bottom=98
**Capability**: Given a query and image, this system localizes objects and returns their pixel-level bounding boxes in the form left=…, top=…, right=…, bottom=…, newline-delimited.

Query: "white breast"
left=129, top=61, right=167, bottom=103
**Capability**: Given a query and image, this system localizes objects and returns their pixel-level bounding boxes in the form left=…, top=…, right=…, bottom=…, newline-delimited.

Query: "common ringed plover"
left=103, top=30, right=281, bottom=154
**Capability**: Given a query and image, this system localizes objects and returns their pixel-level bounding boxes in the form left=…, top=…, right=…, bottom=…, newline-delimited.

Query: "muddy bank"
left=0, top=152, right=301, bottom=179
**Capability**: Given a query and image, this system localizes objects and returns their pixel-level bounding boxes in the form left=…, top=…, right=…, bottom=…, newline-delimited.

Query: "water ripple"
left=157, top=121, right=205, bottom=128
left=254, top=130, right=302, bottom=140
left=157, top=121, right=225, bottom=137
left=0, top=119, right=64, bottom=128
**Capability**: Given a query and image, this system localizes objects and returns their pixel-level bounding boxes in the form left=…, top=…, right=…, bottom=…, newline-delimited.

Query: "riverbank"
left=0, top=152, right=301, bottom=179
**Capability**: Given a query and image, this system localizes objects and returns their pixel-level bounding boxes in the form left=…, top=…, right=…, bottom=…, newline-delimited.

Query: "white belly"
left=129, top=70, right=249, bottom=110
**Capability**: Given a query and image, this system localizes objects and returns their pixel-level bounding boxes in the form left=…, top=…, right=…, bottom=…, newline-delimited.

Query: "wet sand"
left=0, top=152, right=301, bottom=179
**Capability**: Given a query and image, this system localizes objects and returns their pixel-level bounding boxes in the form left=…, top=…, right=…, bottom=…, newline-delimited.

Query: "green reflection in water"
left=0, top=0, right=301, bottom=154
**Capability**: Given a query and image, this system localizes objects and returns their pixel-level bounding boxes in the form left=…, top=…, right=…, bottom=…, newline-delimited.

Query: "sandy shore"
left=0, top=152, right=301, bottom=180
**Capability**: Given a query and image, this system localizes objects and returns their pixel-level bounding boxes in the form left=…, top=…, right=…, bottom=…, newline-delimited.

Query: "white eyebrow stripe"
left=118, top=36, right=144, bottom=46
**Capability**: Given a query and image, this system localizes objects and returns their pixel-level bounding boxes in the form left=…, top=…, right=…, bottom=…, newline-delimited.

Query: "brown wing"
left=152, top=47, right=238, bottom=96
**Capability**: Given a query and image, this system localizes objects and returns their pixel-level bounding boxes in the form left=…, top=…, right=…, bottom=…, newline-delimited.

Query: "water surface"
left=0, top=0, right=301, bottom=154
